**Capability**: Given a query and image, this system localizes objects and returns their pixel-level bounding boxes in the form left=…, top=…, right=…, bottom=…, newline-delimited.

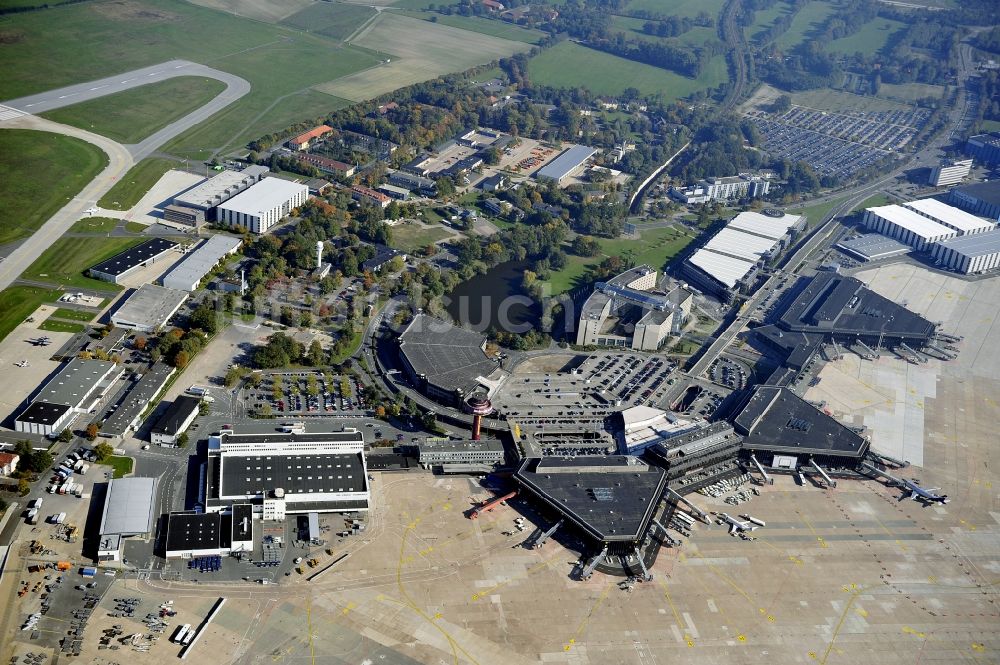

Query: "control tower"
left=466, top=393, right=493, bottom=441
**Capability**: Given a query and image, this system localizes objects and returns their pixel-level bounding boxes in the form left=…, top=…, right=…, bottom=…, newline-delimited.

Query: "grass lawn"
left=528, top=41, right=726, bottom=100
left=791, top=88, right=912, bottom=114
left=69, top=216, right=120, bottom=234
left=389, top=222, right=453, bottom=253
left=878, top=82, right=946, bottom=104
left=611, top=15, right=721, bottom=49
left=624, top=0, right=724, bottom=18
left=22, top=236, right=144, bottom=291
left=391, top=10, right=547, bottom=44
left=329, top=326, right=365, bottom=365
left=979, top=119, right=1000, bottom=133
left=748, top=0, right=795, bottom=43
left=0, top=129, right=108, bottom=245
left=41, top=76, right=226, bottom=144
left=541, top=226, right=695, bottom=294
left=851, top=193, right=891, bottom=212
left=774, top=1, right=837, bottom=51
left=39, top=319, right=86, bottom=334
left=51, top=308, right=96, bottom=322
left=786, top=194, right=850, bottom=229
left=97, top=158, right=178, bottom=211
left=102, top=455, right=134, bottom=479
left=280, top=2, right=377, bottom=40
left=0, top=286, right=63, bottom=343
left=827, top=17, right=906, bottom=56
left=125, top=222, right=148, bottom=233
left=0, top=0, right=379, bottom=161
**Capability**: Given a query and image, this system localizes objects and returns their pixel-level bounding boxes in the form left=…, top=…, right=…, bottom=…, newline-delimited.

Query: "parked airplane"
left=15, top=360, right=29, bottom=367
left=899, top=478, right=949, bottom=504
left=717, top=512, right=759, bottom=535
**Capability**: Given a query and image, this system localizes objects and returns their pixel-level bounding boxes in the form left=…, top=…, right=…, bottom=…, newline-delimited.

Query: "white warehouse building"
left=216, top=178, right=309, bottom=234
left=862, top=205, right=957, bottom=251
left=931, top=228, right=1000, bottom=274
left=900, top=198, right=994, bottom=236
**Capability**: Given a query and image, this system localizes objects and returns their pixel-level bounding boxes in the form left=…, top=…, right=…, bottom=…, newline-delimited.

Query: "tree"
left=224, top=366, right=245, bottom=387
left=308, top=340, right=325, bottom=366
left=176, top=432, right=189, bottom=448
left=375, top=405, right=387, bottom=419
left=57, top=429, right=73, bottom=443
left=571, top=235, right=601, bottom=257
left=17, top=479, right=30, bottom=496
left=86, top=423, right=100, bottom=441
left=134, top=336, right=147, bottom=351
left=189, top=303, right=218, bottom=334
left=259, top=403, right=273, bottom=418
left=173, top=350, right=190, bottom=369
left=94, top=442, right=114, bottom=461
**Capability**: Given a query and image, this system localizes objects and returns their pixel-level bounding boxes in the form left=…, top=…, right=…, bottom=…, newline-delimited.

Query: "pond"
left=444, top=260, right=541, bottom=333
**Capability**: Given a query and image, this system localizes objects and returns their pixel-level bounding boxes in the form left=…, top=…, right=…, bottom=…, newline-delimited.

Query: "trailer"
left=26, top=509, right=38, bottom=524
left=29, top=498, right=43, bottom=510
left=55, top=512, right=66, bottom=524
left=75, top=462, right=89, bottom=475
left=173, top=624, right=190, bottom=643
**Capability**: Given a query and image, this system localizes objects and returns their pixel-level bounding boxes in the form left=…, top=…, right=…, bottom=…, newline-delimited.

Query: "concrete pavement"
left=2, top=59, right=251, bottom=160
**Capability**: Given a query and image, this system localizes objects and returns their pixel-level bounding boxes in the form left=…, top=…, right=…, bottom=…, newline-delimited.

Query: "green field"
left=748, top=0, right=795, bottom=43
left=39, top=319, right=86, bottom=333
left=280, top=2, right=377, bottom=40
left=878, top=82, right=946, bottom=103
left=0, top=129, right=109, bottom=246
left=391, top=10, right=547, bottom=44
left=791, top=88, right=912, bottom=113
left=623, top=0, right=724, bottom=19
left=97, top=158, right=179, bottom=211
left=827, top=17, right=906, bottom=56
left=70, top=216, right=121, bottom=234
left=22, top=236, right=144, bottom=291
left=0, top=0, right=379, bottom=160
left=41, top=77, right=226, bottom=144
left=611, top=15, right=720, bottom=49
left=51, top=308, right=97, bottom=322
left=102, top=455, right=134, bottom=479
left=774, top=1, right=838, bottom=51
left=527, top=41, right=726, bottom=100
left=786, top=194, right=850, bottom=229
left=979, top=119, right=1000, bottom=133
left=541, top=226, right=695, bottom=294
left=389, top=222, right=453, bottom=253
left=0, top=286, right=62, bottom=343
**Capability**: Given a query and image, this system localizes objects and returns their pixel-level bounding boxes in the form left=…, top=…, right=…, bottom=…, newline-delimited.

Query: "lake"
left=444, top=260, right=541, bottom=333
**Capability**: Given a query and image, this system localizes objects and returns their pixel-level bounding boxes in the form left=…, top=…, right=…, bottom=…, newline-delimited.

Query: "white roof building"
left=216, top=178, right=309, bottom=234
left=618, top=405, right=697, bottom=454
left=161, top=234, right=242, bottom=292
left=863, top=204, right=958, bottom=251
left=901, top=198, right=994, bottom=236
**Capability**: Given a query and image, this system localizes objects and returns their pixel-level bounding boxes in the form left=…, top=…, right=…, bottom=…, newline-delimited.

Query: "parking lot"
left=492, top=352, right=680, bottom=420
left=746, top=104, right=930, bottom=178
left=243, top=370, right=369, bottom=417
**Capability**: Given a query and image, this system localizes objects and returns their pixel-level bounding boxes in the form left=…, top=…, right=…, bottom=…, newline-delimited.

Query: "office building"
left=928, top=159, right=972, bottom=187
left=965, top=132, right=1000, bottom=167
left=417, top=439, right=505, bottom=473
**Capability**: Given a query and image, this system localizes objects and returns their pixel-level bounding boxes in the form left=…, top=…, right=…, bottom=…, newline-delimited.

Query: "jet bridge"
left=665, top=487, right=711, bottom=525
left=810, top=458, right=836, bottom=488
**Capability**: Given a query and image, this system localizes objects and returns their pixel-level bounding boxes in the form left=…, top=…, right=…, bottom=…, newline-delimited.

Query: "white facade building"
left=216, top=178, right=309, bottom=234
left=931, top=228, right=1000, bottom=274
left=862, top=204, right=957, bottom=251
left=928, top=159, right=972, bottom=187
left=900, top=198, right=994, bottom=236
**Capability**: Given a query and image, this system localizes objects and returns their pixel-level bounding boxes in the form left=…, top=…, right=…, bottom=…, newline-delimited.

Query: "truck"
left=26, top=509, right=38, bottom=524
left=173, top=624, right=190, bottom=643
left=281, top=422, right=306, bottom=434
left=56, top=512, right=66, bottom=524
left=186, top=385, right=209, bottom=397
left=29, top=498, right=43, bottom=510
left=182, top=630, right=195, bottom=645
left=75, top=461, right=89, bottom=474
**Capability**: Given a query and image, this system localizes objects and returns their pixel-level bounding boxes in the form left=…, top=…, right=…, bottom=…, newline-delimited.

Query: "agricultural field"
left=40, top=76, right=226, bottom=144
left=790, top=87, right=913, bottom=113
left=391, top=10, right=547, bottom=44
left=527, top=41, right=727, bottom=100
left=826, top=17, right=906, bottom=56
left=0, top=129, right=108, bottom=246
left=774, top=0, right=838, bottom=51
left=185, top=0, right=313, bottom=23
left=0, top=0, right=378, bottom=160
left=623, top=0, right=722, bottom=19
left=0, top=286, right=62, bottom=344
left=541, top=226, right=695, bottom=294
left=97, top=158, right=179, bottom=211
left=318, top=12, right=531, bottom=101
left=21, top=236, right=144, bottom=291
left=388, top=222, right=453, bottom=253
left=280, top=2, right=377, bottom=40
